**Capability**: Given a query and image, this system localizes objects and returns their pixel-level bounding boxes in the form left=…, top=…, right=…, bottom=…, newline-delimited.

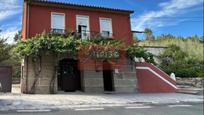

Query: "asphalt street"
left=0, top=103, right=203, bottom=115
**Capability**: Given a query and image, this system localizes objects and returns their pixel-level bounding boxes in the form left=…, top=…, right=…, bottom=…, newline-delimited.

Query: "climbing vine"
left=78, top=38, right=125, bottom=60
left=126, top=44, right=155, bottom=64
left=29, top=55, right=42, bottom=94
left=15, top=32, right=155, bottom=93
left=15, top=33, right=154, bottom=62
left=15, top=32, right=80, bottom=58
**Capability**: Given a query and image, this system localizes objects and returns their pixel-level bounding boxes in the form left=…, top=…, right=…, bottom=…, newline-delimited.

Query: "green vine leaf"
left=15, top=32, right=155, bottom=64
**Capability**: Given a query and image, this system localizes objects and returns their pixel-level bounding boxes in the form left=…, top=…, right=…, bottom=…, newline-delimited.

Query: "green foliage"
left=15, top=33, right=81, bottom=57
left=144, top=28, right=154, bottom=40
left=90, top=38, right=123, bottom=46
left=160, top=45, right=188, bottom=62
left=2, top=45, right=21, bottom=79
left=126, top=44, right=155, bottom=64
left=159, top=44, right=204, bottom=78
left=15, top=32, right=155, bottom=64
left=139, top=34, right=204, bottom=77
left=13, top=30, right=22, bottom=42
left=15, top=33, right=126, bottom=58
left=139, top=34, right=203, bottom=61
left=0, top=38, right=11, bottom=63
left=0, top=36, right=21, bottom=79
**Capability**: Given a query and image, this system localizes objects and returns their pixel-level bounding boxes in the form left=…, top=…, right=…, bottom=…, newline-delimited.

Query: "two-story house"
left=21, top=0, right=137, bottom=94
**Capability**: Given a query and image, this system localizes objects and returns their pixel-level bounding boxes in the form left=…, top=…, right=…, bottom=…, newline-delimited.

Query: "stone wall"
left=176, top=77, right=204, bottom=88
left=21, top=54, right=57, bottom=94
left=113, top=60, right=137, bottom=93
left=144, top=46, right=167, bottom=56
left=21, top=54, right=137, bottom=94
left=143, top=46, right=167, bottom=64
left=82, top=59, right=137, bottom=93
left=82, top=70, right=104, bottom=93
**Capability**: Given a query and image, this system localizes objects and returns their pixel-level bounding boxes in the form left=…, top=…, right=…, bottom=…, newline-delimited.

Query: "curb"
left=0, top=101, right=203, bottom=113
left=149, top=101, right=203, bottom=106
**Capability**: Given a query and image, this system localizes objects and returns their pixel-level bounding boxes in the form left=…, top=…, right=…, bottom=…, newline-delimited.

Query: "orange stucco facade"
left=22, top=1, right=134, bottom=44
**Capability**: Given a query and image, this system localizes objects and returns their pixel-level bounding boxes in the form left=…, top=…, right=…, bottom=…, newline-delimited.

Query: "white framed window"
left=51, top=12, right=65, bottom=34
left=99, top=18, right=113, bottom=38
left=76, top=15, right=90, bottom=40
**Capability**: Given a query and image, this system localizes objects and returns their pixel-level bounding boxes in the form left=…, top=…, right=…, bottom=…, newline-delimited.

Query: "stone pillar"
left=21, top=54, right=57, bottom=94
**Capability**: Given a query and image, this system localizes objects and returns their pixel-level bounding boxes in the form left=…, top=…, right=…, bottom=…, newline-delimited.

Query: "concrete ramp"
left=136, top=62, right=178, bottom=93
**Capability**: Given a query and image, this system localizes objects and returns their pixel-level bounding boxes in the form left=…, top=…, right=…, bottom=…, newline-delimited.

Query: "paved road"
left=0, top=103, right=203, bottom=115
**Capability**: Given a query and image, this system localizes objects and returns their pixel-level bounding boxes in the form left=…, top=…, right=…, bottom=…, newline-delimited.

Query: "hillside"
left=138, top=35, right=203, bottom=61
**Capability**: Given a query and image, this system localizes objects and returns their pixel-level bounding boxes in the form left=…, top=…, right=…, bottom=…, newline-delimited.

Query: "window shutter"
left=100, top=18, right=112, bottom=37
left=51, top=13, right=65, bottom=30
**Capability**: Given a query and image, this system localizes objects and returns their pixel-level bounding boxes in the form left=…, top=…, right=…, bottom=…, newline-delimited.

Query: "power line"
left=132, top=21, right=203, bottom=23
left=132, top=16, right=203, bottom=18
left=131, top=17, right=203, bottom=20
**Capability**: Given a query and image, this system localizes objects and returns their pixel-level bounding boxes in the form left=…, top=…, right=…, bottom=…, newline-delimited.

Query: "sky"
left=0, top=0, right=203, bottom=43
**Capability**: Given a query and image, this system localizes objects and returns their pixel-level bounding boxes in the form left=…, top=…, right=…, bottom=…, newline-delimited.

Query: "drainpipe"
left=26, top=0, right=30, bottom=38
left=25, top=57, right=29, bottom=93
left=25, top=0, right=30, bottom=93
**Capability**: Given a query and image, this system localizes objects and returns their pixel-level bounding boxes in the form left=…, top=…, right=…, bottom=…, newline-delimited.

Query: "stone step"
left=177, top=88, right=203, bottom=95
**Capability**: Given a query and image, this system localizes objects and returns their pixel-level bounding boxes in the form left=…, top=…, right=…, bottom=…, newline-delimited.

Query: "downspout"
left=25, top=57, right=29, bottom=93
left=25, top=0, right=30, bottom=93
left=26, top=0, right=30, bottom=38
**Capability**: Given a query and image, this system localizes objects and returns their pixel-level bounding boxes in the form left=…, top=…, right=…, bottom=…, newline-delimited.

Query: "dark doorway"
left=103, top=61, right=114, bottom=91
left=58, top=59, right=81, bottom=92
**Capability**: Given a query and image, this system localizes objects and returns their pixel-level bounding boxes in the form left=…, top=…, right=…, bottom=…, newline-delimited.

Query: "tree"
left=144, top=28, right=154, bottom=40
left=0, top=38, right=11, bottom=63
left=159, top=44, right=204, bottom=77
left=14, top=30, right=22, bottom=42
left=0, top=30, right=22, bottom=79
left=160, top=45, right=187, bottom=62
left=133, top=34, right=140, bottom=43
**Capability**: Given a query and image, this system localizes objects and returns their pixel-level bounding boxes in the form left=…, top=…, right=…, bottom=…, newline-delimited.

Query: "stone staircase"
left=177, top=85, right=203, bottom=95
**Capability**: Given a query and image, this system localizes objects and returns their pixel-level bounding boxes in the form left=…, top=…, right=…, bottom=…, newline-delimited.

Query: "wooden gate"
left=0, top=66, right=12, bottom=92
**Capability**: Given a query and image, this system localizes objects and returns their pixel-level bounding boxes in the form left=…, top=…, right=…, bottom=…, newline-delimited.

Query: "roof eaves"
left=31, top=0, right=134, bottom=14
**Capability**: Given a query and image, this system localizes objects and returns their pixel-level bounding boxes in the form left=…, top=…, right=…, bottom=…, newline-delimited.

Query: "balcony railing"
left=51, top=28, right=65, bottom=34
left=101, top=31, right=113, bottom=38
left=50, top=29, right=114, bottom=40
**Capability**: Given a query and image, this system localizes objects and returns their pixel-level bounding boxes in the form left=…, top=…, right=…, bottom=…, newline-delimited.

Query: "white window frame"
left=99, top=17, right=113, bottom=38
left=76, top=15, right=90, bottom=40
left=51, top=12, right=65, bottom=33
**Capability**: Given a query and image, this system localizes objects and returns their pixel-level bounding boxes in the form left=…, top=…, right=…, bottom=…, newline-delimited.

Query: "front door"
left=103, top=61, right=114, bottom=91
left=58, top=59, right=81, bottom=92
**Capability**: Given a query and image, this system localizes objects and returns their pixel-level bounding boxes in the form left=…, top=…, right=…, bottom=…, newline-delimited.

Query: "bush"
left=159, top=45, right=204, bottom=78
left=126, top=45, right=155, bottom=64
left=139, top=34, right=203, bottom=61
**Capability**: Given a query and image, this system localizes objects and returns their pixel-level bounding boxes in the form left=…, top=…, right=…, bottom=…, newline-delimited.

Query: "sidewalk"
left=0, top=92, right=203, bottom=111
left=0, top=84, right=203, bottom=111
